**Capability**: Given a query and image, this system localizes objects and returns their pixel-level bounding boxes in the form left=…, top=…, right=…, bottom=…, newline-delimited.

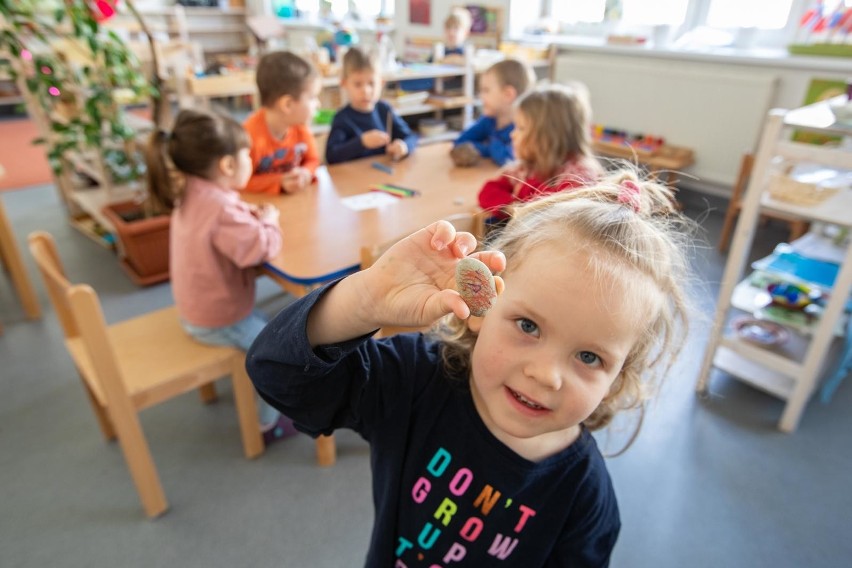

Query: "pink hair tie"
left=617, top=180, right=641, bottom=212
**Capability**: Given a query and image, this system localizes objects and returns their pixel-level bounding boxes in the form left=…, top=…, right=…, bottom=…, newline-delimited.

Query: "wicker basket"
left=767, top=174, right=839, bottom=206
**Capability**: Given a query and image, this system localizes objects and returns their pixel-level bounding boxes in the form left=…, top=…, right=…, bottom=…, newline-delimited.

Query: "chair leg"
left=717, top=207, right=739, bottom=253
left=80, top=376, right=116, bottom=441
left=719, top=153, right=754, bottom=253
left=198, top=383, right=218, bottom=404
left=788, top=221, right=809, bottom=242
left=230, top=356, right=263, bottom=459
left=316, top=434, right=337, bottom=467
left=109, top=406, right=168, bottom=518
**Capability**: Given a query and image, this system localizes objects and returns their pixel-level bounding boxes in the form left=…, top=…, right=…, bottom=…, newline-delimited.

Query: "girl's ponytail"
left=145, top=128, right=179, bottom=212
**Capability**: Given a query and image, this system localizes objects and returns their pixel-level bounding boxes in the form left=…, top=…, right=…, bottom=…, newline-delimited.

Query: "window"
left=291, top=0, right=393, bottom=18
left=706, top=0, right=794, bottom=29
left=542, top=0, right=808, bottom=48
left=621, top=0, right=689, bottom=26
left=550, top=0, right=689, bottom=26
left=550, top=0, right=606, bottom=24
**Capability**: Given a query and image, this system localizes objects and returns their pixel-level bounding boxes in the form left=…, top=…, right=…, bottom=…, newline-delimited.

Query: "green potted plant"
left=0, top=0, right=171, bottom=285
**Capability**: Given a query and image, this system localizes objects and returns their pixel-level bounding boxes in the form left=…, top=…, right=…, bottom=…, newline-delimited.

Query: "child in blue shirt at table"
left=325, top=47, right=418, bottom=165
left=451, top=58, right=535, bottom=167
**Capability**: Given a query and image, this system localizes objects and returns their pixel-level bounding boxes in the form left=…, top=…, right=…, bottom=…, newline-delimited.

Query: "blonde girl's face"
left=445, top=24, right=467, bottom=48
left=510, top=108, right=533, bottom=163
left=469, top=243, right=647, bottom=460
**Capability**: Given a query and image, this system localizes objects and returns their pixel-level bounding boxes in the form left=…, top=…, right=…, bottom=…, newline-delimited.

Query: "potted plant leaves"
left=0, top=0, right=171, bottom=285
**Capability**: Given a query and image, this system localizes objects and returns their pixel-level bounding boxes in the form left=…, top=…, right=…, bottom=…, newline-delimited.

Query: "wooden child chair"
left=28, top=231, right=263, bottom=518
left=360, top=212, right=486, bottom=338
left=718, top=152, right=809, bottom=253
left=0, top=195, right=41, bottom=333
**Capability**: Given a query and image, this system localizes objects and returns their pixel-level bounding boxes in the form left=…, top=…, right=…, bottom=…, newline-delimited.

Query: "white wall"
left=554, top=48, right=849, bottom=196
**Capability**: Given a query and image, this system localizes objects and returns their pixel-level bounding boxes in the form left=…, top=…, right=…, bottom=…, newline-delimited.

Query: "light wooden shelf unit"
left=696, top=98, right=852, bottom=432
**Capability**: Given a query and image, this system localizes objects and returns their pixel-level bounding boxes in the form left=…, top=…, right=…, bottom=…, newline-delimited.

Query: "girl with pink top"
left=146, top=109, right=293, bottom=445
left=478, top=83, right=604, bottom=221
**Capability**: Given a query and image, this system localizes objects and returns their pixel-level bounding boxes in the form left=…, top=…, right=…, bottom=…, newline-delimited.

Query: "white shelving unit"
left=696, top=98, right=852, bottom=432
left=185, top=62, right=476, bottom=144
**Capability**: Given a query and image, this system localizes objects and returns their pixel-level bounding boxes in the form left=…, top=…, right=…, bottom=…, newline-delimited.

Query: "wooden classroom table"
left=243, top=142, right=499, bottom=298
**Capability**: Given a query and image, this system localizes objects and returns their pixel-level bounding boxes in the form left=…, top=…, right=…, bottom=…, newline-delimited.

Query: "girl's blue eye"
left=516, top=318, right=539, bottom=336
left=578, top=351, right=601, bottom=367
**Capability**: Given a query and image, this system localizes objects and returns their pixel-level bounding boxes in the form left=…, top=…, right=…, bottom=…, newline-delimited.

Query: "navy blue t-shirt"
left=325, top=101, right=418, bottom=164
left=247, top=283, right=620, bottom=567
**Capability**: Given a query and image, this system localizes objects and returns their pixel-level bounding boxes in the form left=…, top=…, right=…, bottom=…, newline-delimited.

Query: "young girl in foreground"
left=247, top=173, right=692, bottom=565
left=478, top=83, right=604, bottom=219
left=147, top=109, right=294, bottom=445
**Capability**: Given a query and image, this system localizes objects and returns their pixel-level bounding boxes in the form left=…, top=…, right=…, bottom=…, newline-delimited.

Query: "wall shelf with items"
left=184, top=62, right=476, bottom=144
left=697, top=98, right=852, bottom=432
left=110, top=5, right=250, bottom=58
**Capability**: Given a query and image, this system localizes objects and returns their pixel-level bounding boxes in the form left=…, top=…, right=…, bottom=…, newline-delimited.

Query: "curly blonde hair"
left=437, top=170, right=695, bottom=445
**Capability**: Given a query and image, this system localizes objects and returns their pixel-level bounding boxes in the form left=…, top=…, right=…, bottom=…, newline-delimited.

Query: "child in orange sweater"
left=478, top=83, right=604, bottom=219
left=243, top=51, right=322, bottom=195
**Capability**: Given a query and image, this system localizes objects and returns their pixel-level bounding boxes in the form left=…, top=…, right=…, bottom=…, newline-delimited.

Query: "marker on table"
left=371, top=161, right=393, bottom=174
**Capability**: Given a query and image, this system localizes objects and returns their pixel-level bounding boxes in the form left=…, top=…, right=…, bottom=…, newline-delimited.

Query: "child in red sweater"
left=478, top=83, right=603, bottom=219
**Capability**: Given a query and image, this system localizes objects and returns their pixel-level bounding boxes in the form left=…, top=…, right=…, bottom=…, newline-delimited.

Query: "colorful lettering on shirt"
left=398, top=447, right=538, bottom=564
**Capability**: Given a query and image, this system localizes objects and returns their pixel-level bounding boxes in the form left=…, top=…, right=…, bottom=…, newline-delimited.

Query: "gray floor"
left=1, top=183, right=850, bottom=568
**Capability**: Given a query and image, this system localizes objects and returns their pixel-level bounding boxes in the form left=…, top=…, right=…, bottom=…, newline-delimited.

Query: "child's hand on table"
left=361, top=130, right=391, bottom=149
left=386, top=139, right=408, bottom=161
left=280, top=167, right=312, bottom=194
left=250, top=203, right=279, bottom=223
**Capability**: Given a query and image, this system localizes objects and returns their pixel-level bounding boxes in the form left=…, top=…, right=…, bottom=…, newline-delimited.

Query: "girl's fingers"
left=449, top=231, right=478, bottom=258
left=470, top=250, right=507, bottom=274
left=428, top=220, right=457, bottom=251
left=494, top=275, right=505, bottom=296
left=428, top=289, right=470, bottom=321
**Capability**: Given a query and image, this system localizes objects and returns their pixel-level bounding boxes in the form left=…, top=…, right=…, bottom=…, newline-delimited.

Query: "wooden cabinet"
left=697, top=98, right=852, bottom=432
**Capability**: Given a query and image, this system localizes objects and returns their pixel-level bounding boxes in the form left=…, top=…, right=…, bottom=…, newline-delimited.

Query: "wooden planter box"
left=102, top=201, right=170, bottom=286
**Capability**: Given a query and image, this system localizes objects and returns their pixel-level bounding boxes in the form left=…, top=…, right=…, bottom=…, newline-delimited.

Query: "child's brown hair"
left=145, top=109, right=250, bottom=211
left=485, top=58, right=536, bottom=98
left=516, top=82, right=594, bottom=179
left=256, top=50, right=318, bottom=108
left=341, top=46, right=378, bottom=80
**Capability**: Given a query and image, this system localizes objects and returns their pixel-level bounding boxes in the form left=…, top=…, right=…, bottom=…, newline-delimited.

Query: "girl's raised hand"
left=356, top=220, right=505, bottom=328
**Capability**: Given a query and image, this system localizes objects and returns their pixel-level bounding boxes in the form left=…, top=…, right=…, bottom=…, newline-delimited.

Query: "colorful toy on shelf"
left=592, top=124, right=665, bottom=157
left=318, top=22, right=359, bottom=62
left=767, top=281, right=824, bottom=311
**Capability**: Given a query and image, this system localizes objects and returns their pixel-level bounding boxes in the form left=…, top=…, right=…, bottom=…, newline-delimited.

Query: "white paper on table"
left=340, top=192, right=399, bottom=211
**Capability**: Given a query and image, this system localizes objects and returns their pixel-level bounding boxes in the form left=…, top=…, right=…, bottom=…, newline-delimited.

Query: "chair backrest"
left=28, top=231, right=78, bottom=339
left=28, top=231, right=125, bottom=402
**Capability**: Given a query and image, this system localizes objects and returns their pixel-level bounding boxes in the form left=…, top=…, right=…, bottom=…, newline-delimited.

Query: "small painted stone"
left=455, top=257, right=497, bottom=317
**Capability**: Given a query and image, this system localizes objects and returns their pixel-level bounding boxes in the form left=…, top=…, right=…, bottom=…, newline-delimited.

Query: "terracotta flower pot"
left=102, top=200, right=170, bottom=286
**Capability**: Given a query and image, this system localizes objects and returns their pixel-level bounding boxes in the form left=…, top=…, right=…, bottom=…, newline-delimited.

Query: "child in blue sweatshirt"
left=451, top=59, right=536, bottom=167
left=325, top=47, right=418, bottom=164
